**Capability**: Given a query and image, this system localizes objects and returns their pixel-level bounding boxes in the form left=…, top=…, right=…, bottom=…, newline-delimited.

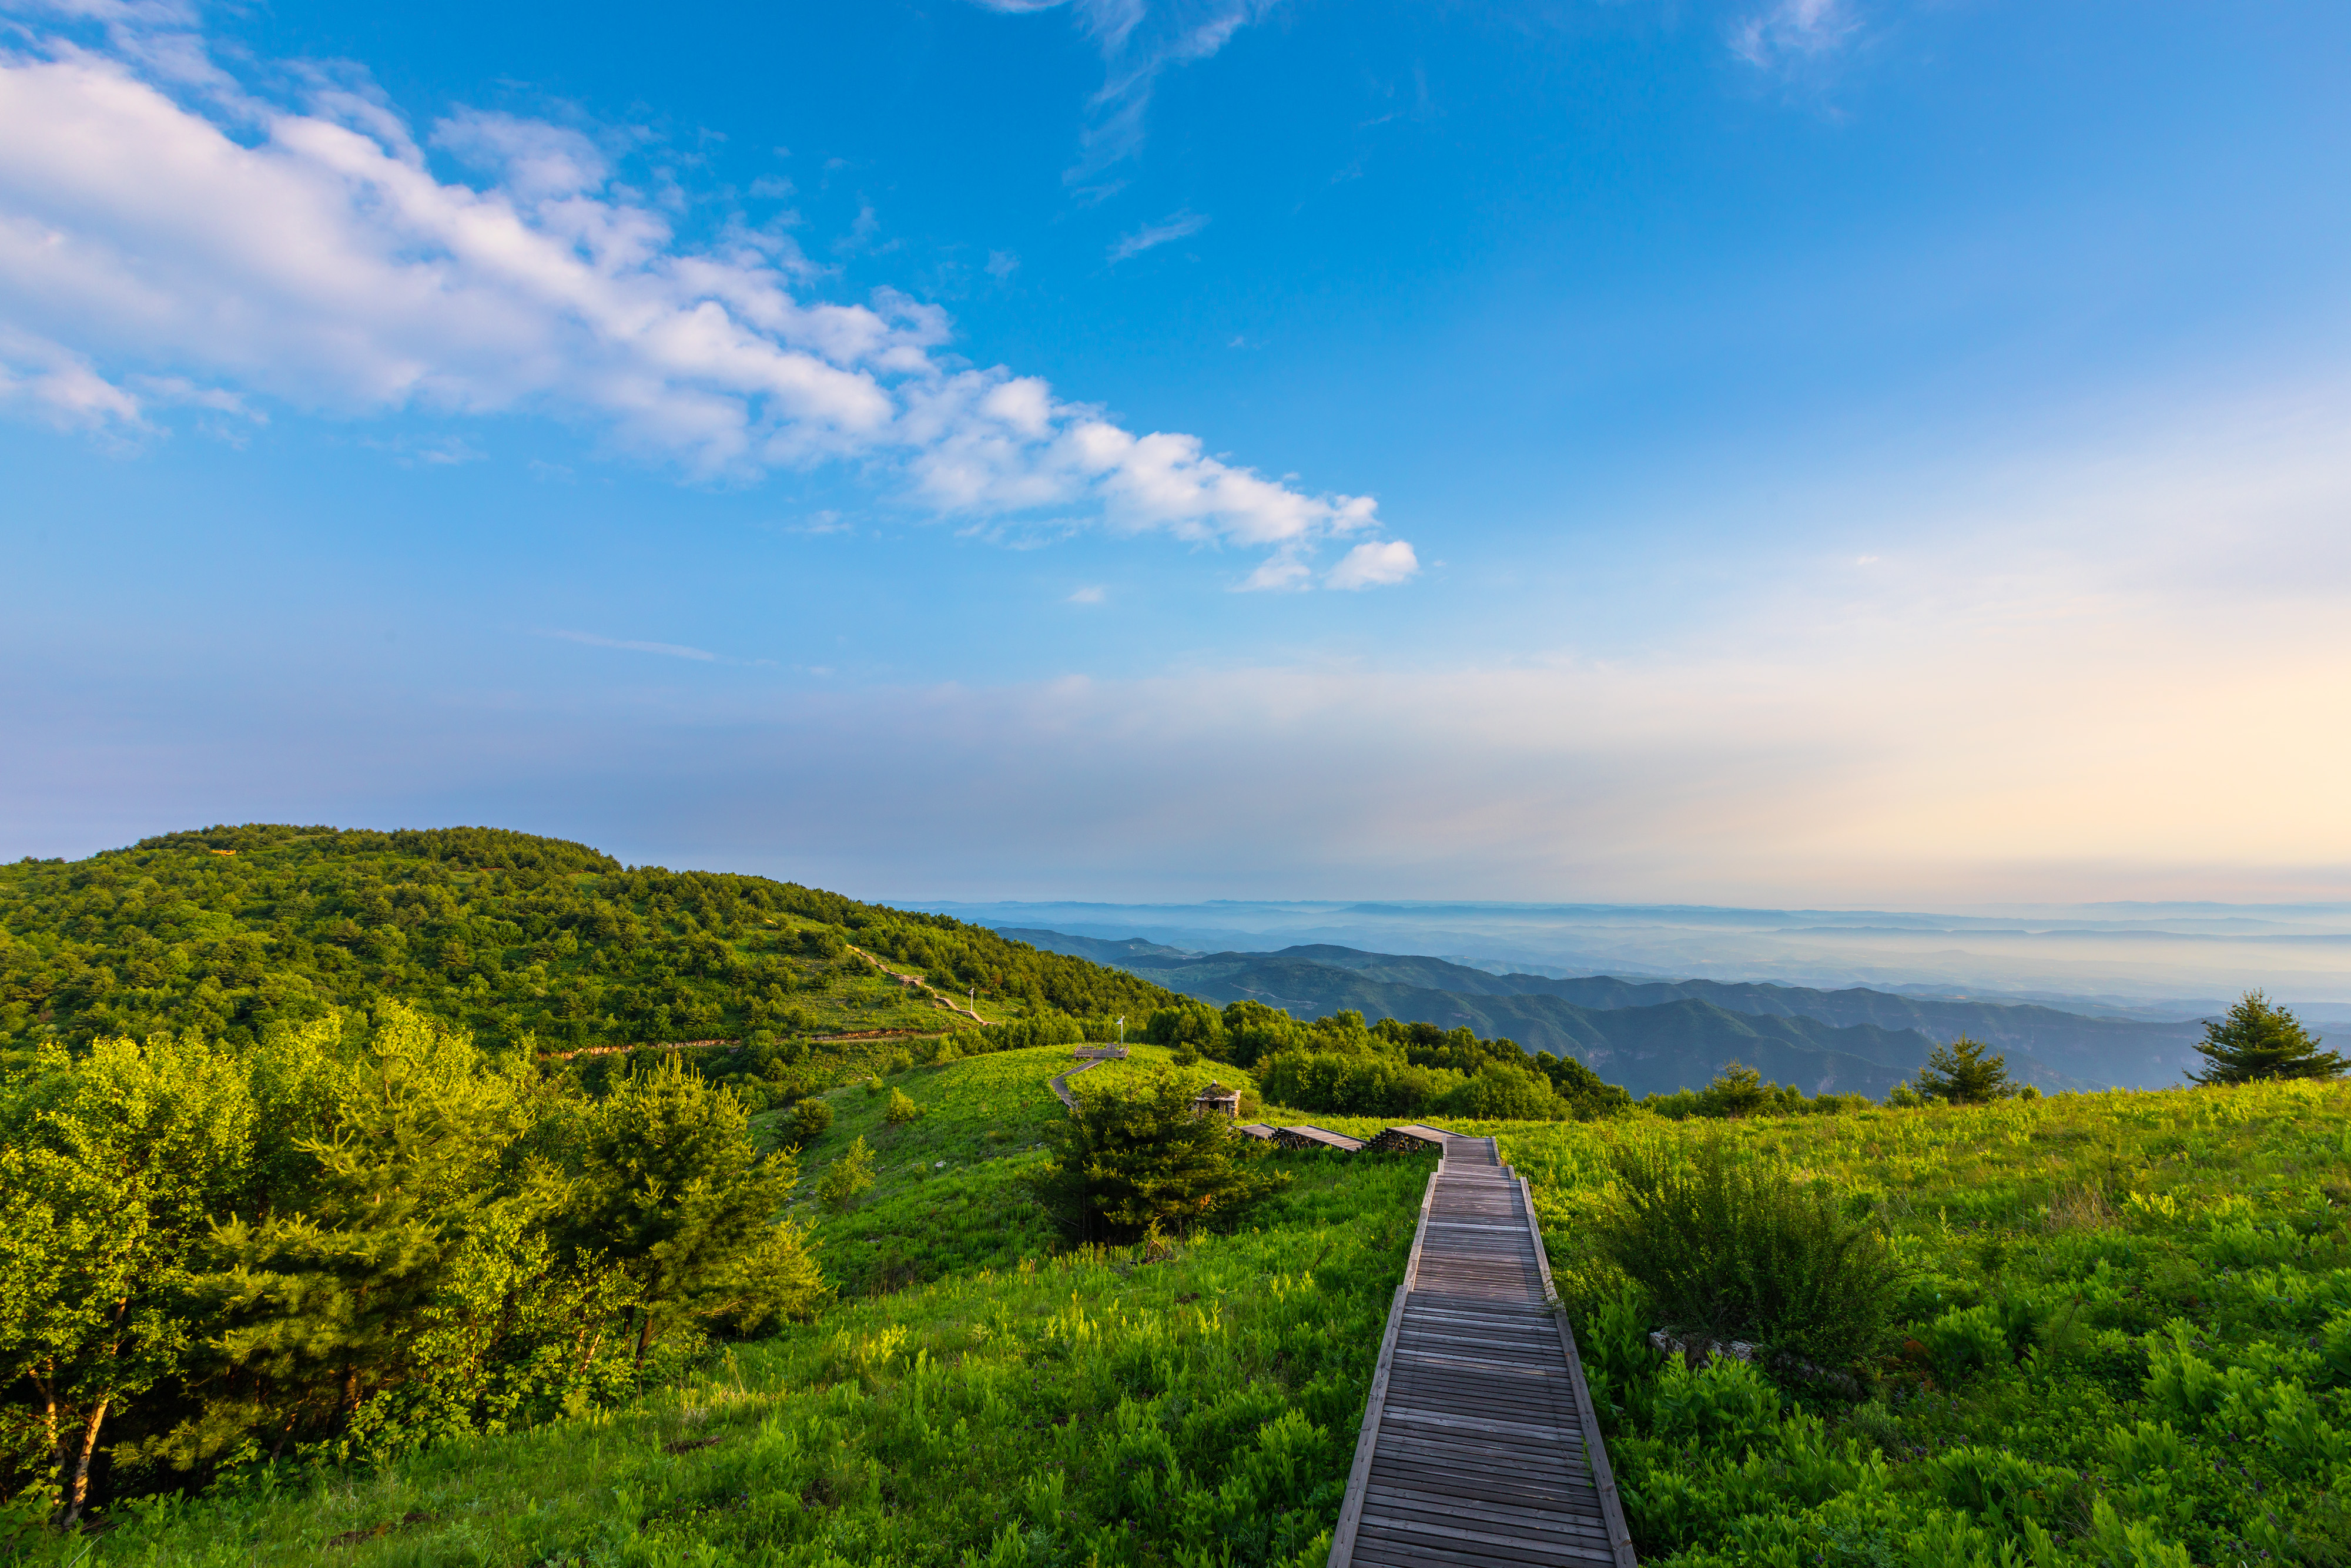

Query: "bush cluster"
left=1153, top=1001, right=1630, bottom=1120
left=0, top=1004, right=818, bottom=1524
left=1031, top=1073, right=1287, bottom=1242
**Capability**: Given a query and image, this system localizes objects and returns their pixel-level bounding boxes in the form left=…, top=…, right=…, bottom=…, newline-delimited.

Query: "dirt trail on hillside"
left=844, top=944, right=995, bottom=1024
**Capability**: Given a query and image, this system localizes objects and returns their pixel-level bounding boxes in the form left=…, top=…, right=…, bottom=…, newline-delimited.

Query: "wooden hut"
left=1365, top=1123, right=1449, bottom=1154
left=1191, top=1081, right=1241, bottom=1117
left=1273, top=1124, right=1366, bottom=1153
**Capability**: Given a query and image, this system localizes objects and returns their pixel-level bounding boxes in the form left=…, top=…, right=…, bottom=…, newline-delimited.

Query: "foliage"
left=1590, top=1135, right=1898, bottom=1365
left=816, top=1137, right=875, bottom=1211
left=555, top=1054, right=819, bottom=1366
left=0, top=1031, right=252, bottom=1523
left=14, top=1155, right=1429, bottom=1568
left=883, top=1087, right=922, bottom=1125
left=0, top=1004, right=820, bottom=1514
left=1915, top=1035, right=2020, bottom=1104
left=1642, top=1061, right=1870, bottom=1120
left=2191, top=989, right=2346, bottom=1084
left=776, top=1044, right=1086, bottom=1298
left=0, top=824, right=1176, bottom=1061
left=1243, top=1006, right=1628, bottom=1120
left=782, top=1095, right=833, bottom=1149
left=1033, top=1073, right=1286, bottom=1242
left=1493, top=1076, right=2351, bottom=1566
left=22, top=1020, right=2351, bottom=1566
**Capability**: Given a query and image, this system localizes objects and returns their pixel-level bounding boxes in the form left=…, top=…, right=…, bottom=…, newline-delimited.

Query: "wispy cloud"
left=1731, top=0, right=1861, bottom=70
left=969, top=1, right=1279, bottom=185
left=1066, top=584, right=1107, bottom=604
left=1107, top=209, right=1208, bottom=262
left=0, top=4, right=1409, bottom=589
left=537, top=629, right=719, bottom=661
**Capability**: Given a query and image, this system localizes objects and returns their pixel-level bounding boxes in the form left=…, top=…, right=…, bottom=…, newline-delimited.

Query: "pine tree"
left=561, top=1054, right=819, bottom=1366
left=202, top=1006, right=540, bottom=1457
left=2191, top=992, right=2347, bottom=1085
left=1914, top=1036, right=2017, bottom=1104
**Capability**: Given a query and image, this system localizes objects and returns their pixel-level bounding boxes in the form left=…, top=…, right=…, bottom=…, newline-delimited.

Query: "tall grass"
left=1590, top=1136, right=1896, bottom=1364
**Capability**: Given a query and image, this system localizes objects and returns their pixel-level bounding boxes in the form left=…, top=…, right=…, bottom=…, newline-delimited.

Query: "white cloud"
left=1731, top=0, right=1861, bottom=69
left=1107, top=209, right=1207, bottom=262
left=0, top=324, right=145, bottom=431
left=0, top=8, right=1408, bottom=585
left=537, top=628, right=718, bottom=661
left=1326, top=538, right=1418, bottom=589
left=1066, top=584, right=1106, bottom=603
left=895, top=368, right=1387, bottom=581
left=969, top=0, right=1278, bottom=183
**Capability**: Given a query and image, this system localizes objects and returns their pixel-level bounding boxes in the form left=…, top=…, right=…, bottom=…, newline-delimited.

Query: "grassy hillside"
left=13, top=830, right=2351, bottom=1566
left=28, top=1040, right=2351, bottom=1565
left=20, top=1083, right=1429, bottom=1568
left=0, top=825, right=1177, bottom=1063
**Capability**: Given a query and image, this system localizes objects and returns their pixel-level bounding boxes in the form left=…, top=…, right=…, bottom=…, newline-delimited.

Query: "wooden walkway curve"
left=1329, top=1133, right=1637, bottom=1568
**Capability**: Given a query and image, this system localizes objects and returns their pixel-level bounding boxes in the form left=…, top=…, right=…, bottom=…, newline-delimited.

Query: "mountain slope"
left=0, top=826, right=1176, bottom=1061
left=1004, top=933, right=2117, bottom=1094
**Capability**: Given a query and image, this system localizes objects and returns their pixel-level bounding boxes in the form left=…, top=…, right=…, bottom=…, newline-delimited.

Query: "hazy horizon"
left=903, top=896, right=2351, bottom=1014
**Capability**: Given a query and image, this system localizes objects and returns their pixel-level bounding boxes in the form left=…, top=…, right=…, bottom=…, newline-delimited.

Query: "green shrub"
left=1031, top=1073, right=1285, bottom=1242
left=818, top=1135, right=876, bottom=1210
left=783, top=1095, right=833, bottom=1150
left=1593, top=1136, right=1897, bottom=1365
left=1439, top=1060, right=1566, bottom=1120
left=885, top=1088, right=922, bottom=1124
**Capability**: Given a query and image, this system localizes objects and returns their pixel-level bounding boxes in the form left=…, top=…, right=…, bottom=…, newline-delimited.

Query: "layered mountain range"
left=998, top=931, right=2213, bottom=1098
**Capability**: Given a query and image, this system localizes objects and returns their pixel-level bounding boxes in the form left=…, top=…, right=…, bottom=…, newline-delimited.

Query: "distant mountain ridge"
left=997, top=930, right=2205, bottom=1093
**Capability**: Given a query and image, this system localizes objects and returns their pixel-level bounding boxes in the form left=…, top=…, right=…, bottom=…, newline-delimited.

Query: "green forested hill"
left=0, top=824, right=1177, bottom=1060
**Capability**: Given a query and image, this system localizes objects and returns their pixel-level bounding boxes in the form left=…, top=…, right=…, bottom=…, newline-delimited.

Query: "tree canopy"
left=1914, top=1036, right=2018, bottom=1104
left=1033, top=1074, right=1285, bottom=1242
left=2191, top=992, right=2346, bottom=1085
left=0, top=1004, right=816, bottom=1517
left=1, top=825, right=1177, bottom=1064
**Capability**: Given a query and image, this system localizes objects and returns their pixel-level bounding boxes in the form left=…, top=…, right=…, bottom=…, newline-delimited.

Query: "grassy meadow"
left=21, top=1040, right=2351, bottom=1566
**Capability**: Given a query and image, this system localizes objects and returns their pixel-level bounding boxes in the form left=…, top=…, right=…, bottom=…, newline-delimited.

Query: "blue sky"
left=4, top=0, right=2349, bottom=905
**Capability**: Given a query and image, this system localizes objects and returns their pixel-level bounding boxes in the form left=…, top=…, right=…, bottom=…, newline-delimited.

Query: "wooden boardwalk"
left=1329, top=1134, right=1637, bottom=1568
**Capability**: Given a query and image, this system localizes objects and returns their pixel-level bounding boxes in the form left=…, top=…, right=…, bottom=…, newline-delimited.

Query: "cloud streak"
left=1107, top=209, right=1208, bottom=262
left=536, top=629, right=720, bottom=662
left=0, top=2, right=1408, bottom=587
left=970, top=0, right=1278, bottom=186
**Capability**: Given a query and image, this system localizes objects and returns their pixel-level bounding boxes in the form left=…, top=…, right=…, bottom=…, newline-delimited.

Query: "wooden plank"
left=1516, top=1171, right=1640, bottom=1568
left=1332, top=1138, right=1637, bottom=1567
left=1327, top=1155, right=1441, bottom=1568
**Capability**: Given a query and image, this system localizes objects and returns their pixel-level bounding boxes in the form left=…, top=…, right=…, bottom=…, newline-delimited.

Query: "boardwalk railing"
left=1329, top=1134, right=1637, bottom=1567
